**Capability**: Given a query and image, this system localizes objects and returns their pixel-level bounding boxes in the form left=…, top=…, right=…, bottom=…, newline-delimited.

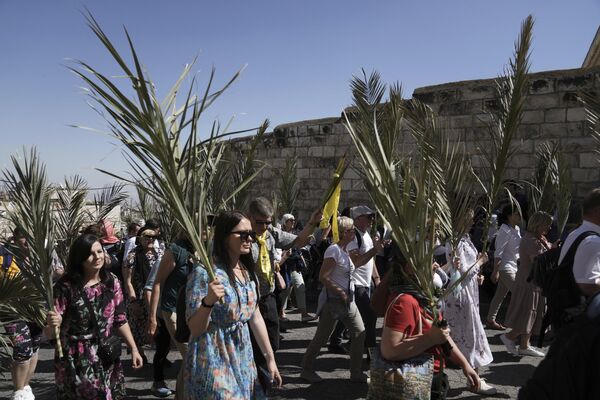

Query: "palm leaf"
left=477, top=15, right=534, bottom=251
left=93, top=182, right=127, bottom=223
left=54, top=175, right=89, bottom=266
left=278, top=154, right=300, bottom=214
left=2, top=148, right=62, bottom=356
left=73, top=13, right=262, bottom=286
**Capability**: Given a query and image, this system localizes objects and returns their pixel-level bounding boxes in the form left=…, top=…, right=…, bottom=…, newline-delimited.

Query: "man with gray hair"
left=247, top=197, right=323, bottom=383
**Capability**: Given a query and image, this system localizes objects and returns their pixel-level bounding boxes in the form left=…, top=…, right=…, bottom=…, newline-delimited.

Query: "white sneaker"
left=519, top=346, right=545, bottom=357
left=500, top=334, right=519, bottom=356
left=24, top=386, right=34, bottom=400
left=475, top=378, right=497, bottom=395
left=12, top=389, right=33, bottom=400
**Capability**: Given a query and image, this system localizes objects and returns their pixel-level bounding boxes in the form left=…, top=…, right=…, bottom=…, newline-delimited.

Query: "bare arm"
left=319, top=257, right=348, bottom=301
left=380, top=327, right=437, bottom=361
left=122, top=265, right=136, bottom=301
left=148, top=251, right=176, bottom=328
left=248, top=307, right=283, bottom=387
left=293, top=209, right=323, bottom=248
left=187, top=280, right=225, bottom=337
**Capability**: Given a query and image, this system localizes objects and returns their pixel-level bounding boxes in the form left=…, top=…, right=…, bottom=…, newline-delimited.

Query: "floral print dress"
left=53, top=275, right=127, bottom=399
left=185, top=264, right=266, bottom=400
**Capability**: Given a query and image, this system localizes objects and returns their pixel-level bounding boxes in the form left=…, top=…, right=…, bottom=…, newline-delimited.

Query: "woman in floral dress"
left=185, top=211, right=283, bottom=399
left=45, top=233, right=142, bottom=399
left=123, top=226, right=163, bottom=355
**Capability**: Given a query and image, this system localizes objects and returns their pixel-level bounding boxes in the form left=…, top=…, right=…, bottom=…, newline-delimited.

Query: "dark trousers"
left=250, top=293, right=280, bottom=390
left=330, top=286, right=376, bottom=348
left=153, top=318, right=171, bottom=382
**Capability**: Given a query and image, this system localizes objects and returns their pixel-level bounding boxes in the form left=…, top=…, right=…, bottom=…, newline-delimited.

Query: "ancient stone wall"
left=233, top=66, right=600, bottom=223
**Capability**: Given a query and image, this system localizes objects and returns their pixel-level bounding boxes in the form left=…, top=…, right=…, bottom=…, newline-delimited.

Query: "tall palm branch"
left=526, top=141, right=571, bottom=236
left=278, top=154, right=300, bottom=214
left=93, top=182, right=127, bottom=223
left=579, top=89, right=600, bottom=156
left=54, top=175, right=89, bottom=266
left=72, top=13, right=262, bottom=282
left=2, top=148, right=62, bottom=357
left=477, top=15, right=534, bottom=251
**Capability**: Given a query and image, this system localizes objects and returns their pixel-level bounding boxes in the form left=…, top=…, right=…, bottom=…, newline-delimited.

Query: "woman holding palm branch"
left=45, top=234, right=142, bottom=399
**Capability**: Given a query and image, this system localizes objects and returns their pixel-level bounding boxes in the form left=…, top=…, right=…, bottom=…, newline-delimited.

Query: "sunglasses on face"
left=231, top=230, right=256, bottom=241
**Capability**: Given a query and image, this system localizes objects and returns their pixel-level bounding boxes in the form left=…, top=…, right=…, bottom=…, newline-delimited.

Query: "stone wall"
left=234, top=66, right=600, bottom=223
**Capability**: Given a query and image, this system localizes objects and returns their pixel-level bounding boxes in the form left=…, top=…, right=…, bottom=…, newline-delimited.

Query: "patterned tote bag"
left=367, top=294, right=435, bottom=400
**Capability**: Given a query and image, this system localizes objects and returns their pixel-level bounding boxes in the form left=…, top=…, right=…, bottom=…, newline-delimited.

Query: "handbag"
left=81, top=284, right=122, bottom=368
left=367, top=294, right=435, bottom=400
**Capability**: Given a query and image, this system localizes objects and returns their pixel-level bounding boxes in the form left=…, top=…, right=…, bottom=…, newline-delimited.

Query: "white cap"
left=351, top=205, right=376, bottom=219
left=281, top=213, right=295, bottom=224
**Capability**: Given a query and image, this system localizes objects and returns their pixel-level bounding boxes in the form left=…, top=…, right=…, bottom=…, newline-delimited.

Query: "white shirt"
left=122, top=236, right=137, bottom=267
left=558, top=220, right=600, bottom=285
left=494, top=224, right=520, bottom=272
left=347, top=229, right=374, bottom=288
left=323, top=244, right=355, bottom=296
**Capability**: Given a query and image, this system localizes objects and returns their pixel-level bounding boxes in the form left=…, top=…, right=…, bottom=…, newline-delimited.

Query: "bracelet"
left=201, top=298, right=214, bottom=308
left=263, top=350, right=274, bottom=358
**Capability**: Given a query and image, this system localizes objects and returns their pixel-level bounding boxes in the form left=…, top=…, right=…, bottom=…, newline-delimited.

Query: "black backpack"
left=530, top=231, right=598, bottom=340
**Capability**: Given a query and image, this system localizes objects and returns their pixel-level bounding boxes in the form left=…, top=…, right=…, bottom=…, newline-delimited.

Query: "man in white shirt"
left=559, top=188, right=600, bottom=298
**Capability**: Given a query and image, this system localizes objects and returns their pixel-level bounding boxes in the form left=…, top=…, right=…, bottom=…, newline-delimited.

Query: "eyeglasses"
left=231, top=230, right=256, bottom=242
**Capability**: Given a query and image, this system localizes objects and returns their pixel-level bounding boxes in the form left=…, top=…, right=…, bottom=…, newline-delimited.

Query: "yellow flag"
left=320, top=180, right=341, bottom=242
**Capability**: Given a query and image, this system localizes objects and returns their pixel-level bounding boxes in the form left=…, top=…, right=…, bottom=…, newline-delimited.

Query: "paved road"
left=1, top=297, right=543, bottom=399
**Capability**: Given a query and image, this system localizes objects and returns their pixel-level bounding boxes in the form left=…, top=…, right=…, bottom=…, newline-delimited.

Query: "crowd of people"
left=2, top=187, right=600, bottom=399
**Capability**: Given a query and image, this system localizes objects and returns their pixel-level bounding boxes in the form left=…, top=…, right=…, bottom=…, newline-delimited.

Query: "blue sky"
left=0, top=0, right=598, bottom=188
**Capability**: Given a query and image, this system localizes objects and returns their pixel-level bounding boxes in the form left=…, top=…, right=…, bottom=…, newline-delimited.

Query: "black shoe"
left=328, top=344, right=348, bottom=354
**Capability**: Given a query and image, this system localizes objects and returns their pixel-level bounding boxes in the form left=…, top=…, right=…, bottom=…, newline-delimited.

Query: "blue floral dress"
left=184, top=264, right=266, bottom=400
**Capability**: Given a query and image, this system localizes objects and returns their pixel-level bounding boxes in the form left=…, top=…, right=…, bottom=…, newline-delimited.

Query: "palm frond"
left=579, top=89, right=600, bottom=156
left=93, top=182, right=127, bottom=223
left=2, top=148, right=62, bottom=356
left=54, top=175, right=89, bottom=266
left=278, top=154, right=300, bottom=214
left=477, top=15, right=534, bottom=251
left=74, top=13, right=262, bottom=284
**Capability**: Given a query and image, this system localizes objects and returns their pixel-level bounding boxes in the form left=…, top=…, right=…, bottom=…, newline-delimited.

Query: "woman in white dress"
left=444, top=210, right=494, bottom=373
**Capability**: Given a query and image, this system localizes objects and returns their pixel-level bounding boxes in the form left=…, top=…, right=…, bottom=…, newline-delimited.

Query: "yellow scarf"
left=256, top=232, right=273, bottom=287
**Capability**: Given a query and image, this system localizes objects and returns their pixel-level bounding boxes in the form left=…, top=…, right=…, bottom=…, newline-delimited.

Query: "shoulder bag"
left=81, top=282, right=122, bottom=368
left=367, top=293, right=435, bottom=400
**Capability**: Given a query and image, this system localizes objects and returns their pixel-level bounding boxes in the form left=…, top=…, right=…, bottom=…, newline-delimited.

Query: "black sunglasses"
left=231, top=230, right=256, bottom=241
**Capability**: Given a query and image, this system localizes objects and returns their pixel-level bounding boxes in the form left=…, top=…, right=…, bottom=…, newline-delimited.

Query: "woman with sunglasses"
left=301, top=216, right=372, bottom=383
left=122, top=226, right=164, bottom=361
left=185, top=211, right=283, bottom=399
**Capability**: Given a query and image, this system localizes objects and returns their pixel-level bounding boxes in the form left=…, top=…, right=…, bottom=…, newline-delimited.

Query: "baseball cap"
left=351, top=205, right=376, bottom=219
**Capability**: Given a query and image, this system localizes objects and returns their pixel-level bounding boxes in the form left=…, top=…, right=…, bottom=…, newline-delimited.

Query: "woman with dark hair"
left=122, top=226, right=164, bottom=360
left=45, top=234, right=142, bottom=399
left=378, top=251, right=483, bottom=399
left=185, top=211, right=282, bottom=399
left=486, top=202, right=522, bottom=330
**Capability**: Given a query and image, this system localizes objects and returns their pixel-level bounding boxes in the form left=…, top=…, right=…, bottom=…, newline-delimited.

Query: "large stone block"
left=297, top=168, right=310, bottom=179
left=540, top=123, right=569, bottom=138
left=556, top=74, right=594, bottom=91
left=322, top=146, right=336, bottom=158
left=529, top=78, right=555, bottom=94
left=566, top=107, right=587, bottom=122
left=544, top=108, right=566, bottom=123
left=518, top=124, right=541, bottom=139
left=524, top=93, right=560, bottom=110
left=580, top=152, right=598, bottom=168
left=462, top=85, right=496, bottom=100
left=308, top=146, right=323, bottom=157
left=450, top=115, right=473, bottom=128
left=521, top=110, right=545, bottom=124
left=560, top=136, right=595, bottom=151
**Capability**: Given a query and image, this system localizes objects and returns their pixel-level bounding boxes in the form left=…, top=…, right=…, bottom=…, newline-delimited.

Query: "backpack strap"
left=354, top=228, right=363, bottom=250
left=383, top=293, right=423, bottom=335
left=559, top=231, right=599, bottom=270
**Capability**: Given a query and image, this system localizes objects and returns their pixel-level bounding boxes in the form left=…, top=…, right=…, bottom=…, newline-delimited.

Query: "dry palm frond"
left=579, top=89, right=600, bottom=156
left=73, top=13, right=261, bottom=283
left=2, top=148, right=62, bottom=357
left=93, top=182, right=127, bottom=223
left=278, top=154, right=300, bottom=214
left=526, top=141, right=571, bottom=236
left=54, top=175, right=89, bottom=266
left=320, top=156, right=348, bottom=209
left=477, top=15, right=534, bottom=251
